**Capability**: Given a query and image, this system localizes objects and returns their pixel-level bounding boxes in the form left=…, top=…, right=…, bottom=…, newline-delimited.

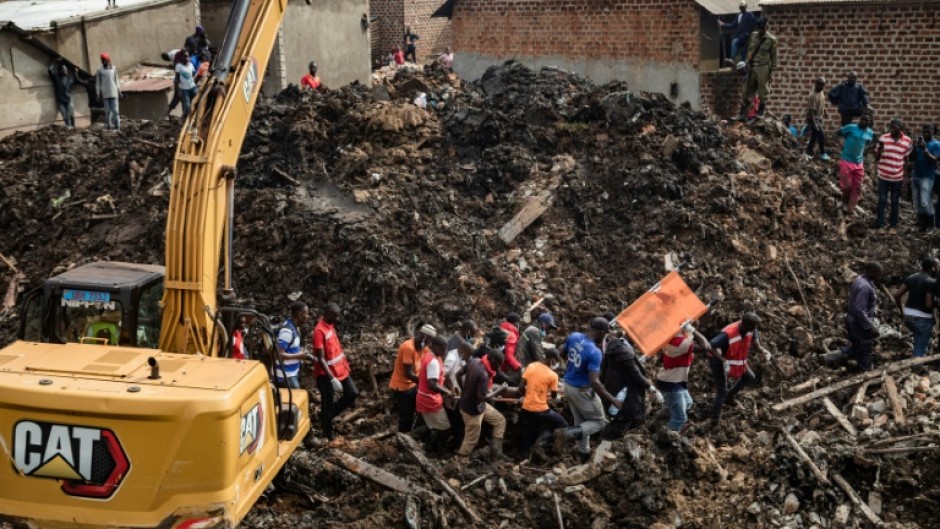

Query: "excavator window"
left=136, top=281, right=163, bottom=348
left=55, top=300, right=124, bottom=345
left=20, top=289, right=43, bottom=341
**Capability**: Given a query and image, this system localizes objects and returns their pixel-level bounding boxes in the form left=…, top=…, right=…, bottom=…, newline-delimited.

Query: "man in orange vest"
left=313, top=303, right=359, bottom=441
left=707, top=312, right=772, bottom=428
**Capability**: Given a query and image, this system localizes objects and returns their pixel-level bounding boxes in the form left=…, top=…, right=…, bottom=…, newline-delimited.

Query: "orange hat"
left=100, top=53, right=110, bottom=61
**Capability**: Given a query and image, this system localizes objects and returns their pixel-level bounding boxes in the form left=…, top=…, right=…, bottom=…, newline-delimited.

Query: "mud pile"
left=1, top=61, right=939, bottom=528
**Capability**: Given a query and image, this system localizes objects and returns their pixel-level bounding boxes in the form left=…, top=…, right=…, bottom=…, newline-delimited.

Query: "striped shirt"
left=275, top=319, right=302, bottom=380
left=877, top=133, right=913, bottom=182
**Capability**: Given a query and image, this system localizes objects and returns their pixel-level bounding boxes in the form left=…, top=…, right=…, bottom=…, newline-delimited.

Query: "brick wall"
left=764, top=1, right=940, bottom=131
left=452, top=0, right=701, bottom=67
left=370, top=0, right=453, bottom=64
left=701, top=70, right=744, bottom=118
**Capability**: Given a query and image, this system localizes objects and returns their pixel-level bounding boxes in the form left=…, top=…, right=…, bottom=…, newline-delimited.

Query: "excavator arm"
left=160, top=0, right=286, bottom=355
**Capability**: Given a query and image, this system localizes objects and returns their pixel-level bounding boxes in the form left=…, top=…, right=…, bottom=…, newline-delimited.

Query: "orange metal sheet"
left=615, top=271, right=708, bottom=356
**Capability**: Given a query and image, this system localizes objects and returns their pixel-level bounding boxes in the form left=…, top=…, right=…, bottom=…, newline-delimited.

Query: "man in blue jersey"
left=276, top=301, right=310, bottom=388
left=554, top=317, right=621, bottom=462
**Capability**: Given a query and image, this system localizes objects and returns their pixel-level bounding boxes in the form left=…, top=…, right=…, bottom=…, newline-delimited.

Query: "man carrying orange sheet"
left=655, top=323, right=712, bottom=434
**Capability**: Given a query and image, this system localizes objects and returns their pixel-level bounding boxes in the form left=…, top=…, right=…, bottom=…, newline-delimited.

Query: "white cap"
left=419, top=324, right=437, bottom=338
left=739, top=0, right=747, bottom=6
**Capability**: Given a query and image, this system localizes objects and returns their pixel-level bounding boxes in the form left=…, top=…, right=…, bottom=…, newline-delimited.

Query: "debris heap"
left=1, top=61, right=939, bottom=527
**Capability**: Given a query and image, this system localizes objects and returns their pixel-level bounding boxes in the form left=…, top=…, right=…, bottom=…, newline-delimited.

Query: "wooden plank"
left=329, top=450, right=429, bottom=496
left=823, top=397, right=857, bottom=436
left=780, top=428, right=831, bottom=486
left=832, top=473, right=884, bottom=527
left=396, top=434, right=482, bottom=524
left=883, top=374, right=905, bottom=424
left=497, top=191, right=552, bottom=244
left=772, top=355, right=940, bottom=411
left=557, top=441, right=613, bottom=486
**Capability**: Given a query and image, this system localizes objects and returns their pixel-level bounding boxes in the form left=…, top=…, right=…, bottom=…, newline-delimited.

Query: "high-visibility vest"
left=722, top=321, right=754, bottom=378
left=416, top=351, right=445, bottom=413
left=662, top=333, right=694, bottom=369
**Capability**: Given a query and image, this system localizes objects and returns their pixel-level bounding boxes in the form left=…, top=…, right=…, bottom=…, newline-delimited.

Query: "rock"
left=788, top=305, right=805, bottom=317
left=833, top=504, right=851, bottom=527
left=851, top=405, right=870, bottom=422
left=800, top=430, right=822, bottom=446
left=783, top=493, right=800, bottom=514
left=663, top=135, right=680, bottom=158
left=736, top=146, right=771, bottom=171
left=869, top=399, right=887, bottom=414
left=748, top=502, right=762, bottom=514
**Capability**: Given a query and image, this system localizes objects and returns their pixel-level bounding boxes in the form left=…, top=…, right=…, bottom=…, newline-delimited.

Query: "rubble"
left=2, top=61, right=940, bottom=527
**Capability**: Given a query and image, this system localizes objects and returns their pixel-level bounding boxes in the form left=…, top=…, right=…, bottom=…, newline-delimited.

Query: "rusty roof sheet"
left=121, top=77, right=173, bottom=93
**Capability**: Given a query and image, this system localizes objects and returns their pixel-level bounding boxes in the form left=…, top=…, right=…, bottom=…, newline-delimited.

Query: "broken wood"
left=832, top=473, right=884, bottom=527
left=0, top=252, right=20, bottom=273
left=396, top=433, right=482, bottom=524
left=823, top=397, right=857, bottom=436
left=557, top=440, right=613, bottom=486
left=272, top=165, right=302, bottom=186
left=853, top=380, right=873, bottom=407
left=497, top=190, right=552, bottom=244
left=783, top=254, right=813, bottom=332
left=868, top=432, right=939, bottom=447
left=864, top=446, right=940, bottom=455
left=329, top=449, right=429, bottom=496
left=780, top=428, right=831, bottom=486
left=368, top=362, right=380, bottom=397
left=459, top=472, right=493, bottom=491
left=553, top=492, right=565, bottom=529
left=882, top=374, right=905, bottom=424
left=772, top=355, right=940, bottom=411
left=790, top=377, right=822, bottom=393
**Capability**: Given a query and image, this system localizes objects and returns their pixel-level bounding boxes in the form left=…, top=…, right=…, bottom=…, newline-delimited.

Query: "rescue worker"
left=832, top=262, right=882, bottom=371
left=417, top=335, right=455, bottom=452
left=514, top=348, right=567, bottom=460
left=389, top=323, right=435, bottom=433
left=448, top=320, right=478, bottom=353
left=554, top=317, right=620, bottom=462
left=734, top=17, right=776, bottom=120
left=893, top=257, right=938, bottom=358
left=456, top=344, right=507, bottom=460
left=708, top=312, right=772, bottom=429
left=517, top=313, right=558, bottom=367
left=600, top=333, right=663, bottom=438
left=656, top=323, right=712, bottom=433
left=499, top=313, right=523, bottom=380
left=275, top=301, right=309, bottom=388
left=313, top=303, right=359, bottom=441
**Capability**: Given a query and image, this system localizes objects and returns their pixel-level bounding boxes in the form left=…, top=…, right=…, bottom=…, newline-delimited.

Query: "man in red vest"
left=707, top=312, right=772, bottom=428
left=417, top=335, right=455, bottom=451
left=656, top=323, right=712, bottom=433
left=313, top=303, right=359, bottom=441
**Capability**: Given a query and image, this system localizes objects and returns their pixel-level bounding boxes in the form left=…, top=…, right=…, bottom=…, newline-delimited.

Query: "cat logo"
left=239, top=403, right=263, bottom=455
left=242, top=57, right=259, bottom=104
left=13, top=420, right=130, bottom=499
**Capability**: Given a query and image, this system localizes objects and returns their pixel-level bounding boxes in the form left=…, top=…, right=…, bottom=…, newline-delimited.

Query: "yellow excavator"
left=0, top=0, right=311, bottom=527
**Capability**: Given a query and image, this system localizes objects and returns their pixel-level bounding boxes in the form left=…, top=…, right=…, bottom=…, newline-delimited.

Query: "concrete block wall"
left=451, top=0, right=704, bottom=108
left=763, top=1, right=940, bottom=132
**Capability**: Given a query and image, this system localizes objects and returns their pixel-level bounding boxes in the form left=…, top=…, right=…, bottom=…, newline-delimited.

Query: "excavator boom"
left=0, top=1, right=310, bottom=528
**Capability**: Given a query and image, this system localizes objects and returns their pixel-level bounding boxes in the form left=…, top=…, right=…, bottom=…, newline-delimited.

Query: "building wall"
left=700, top=69, right=743, bottom=118
left=763, top=1, right=940, bottom=130
left=452, top=0, right=703, bottom=108
left=0, top=31, right=90, bottom=135
left=370, top=0, right=453, bottom=65
left=37, top=0, right=197, bottom=73
left=203, top=0, right=372, bottom=92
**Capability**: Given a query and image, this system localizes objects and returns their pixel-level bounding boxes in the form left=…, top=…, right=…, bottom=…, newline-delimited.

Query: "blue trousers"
left=904, top=316, right=934, bottom=358
left=730, top=35, right=749, bottom=63
left=662, top=389, right=693, bottom=431
left=103, top=97, right=120, bottom=129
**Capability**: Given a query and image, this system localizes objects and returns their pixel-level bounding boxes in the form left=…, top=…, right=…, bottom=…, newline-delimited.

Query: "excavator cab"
left=18, top=261, right=165, bottom=349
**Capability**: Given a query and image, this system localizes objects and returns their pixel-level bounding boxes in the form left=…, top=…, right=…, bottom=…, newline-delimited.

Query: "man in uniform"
left=734, top=17, right=777, bottom=120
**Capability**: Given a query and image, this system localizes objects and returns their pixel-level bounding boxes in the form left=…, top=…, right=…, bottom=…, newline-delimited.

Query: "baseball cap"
left=538, top=313, right=558, bottom=329
left=100, top=53, right=110, bottom=61
left=419, top=324, right=437, bottom=338
left=589, top=317, right=610, bottom=332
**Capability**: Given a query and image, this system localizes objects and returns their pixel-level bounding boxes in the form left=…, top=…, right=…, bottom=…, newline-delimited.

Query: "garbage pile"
left=1, top=61, right=939, bottom=527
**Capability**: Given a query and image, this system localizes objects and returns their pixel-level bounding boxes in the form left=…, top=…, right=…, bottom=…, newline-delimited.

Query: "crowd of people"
left=264, top=300, right=786, bottom=463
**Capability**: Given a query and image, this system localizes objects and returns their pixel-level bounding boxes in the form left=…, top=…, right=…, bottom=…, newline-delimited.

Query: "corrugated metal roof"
left=0, top=0, right=161, bottom=31
left=696, top=0, right=762, bottom=15
left=759, top=0, right=897, bottom=6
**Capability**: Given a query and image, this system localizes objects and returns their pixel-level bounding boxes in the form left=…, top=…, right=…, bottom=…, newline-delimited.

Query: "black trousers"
left=806, top=119, right=827, bottom=155
left=518, top=409, right=568, bottom=452
left=405, top=45, right=417, bottom=63
left=392, top=387, right=418, bottom=433
left=708, top=356, right=755, bottom=421
left=316, top=376, right=359, bottom=439
left=840, top=108, right=863, bottom=126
